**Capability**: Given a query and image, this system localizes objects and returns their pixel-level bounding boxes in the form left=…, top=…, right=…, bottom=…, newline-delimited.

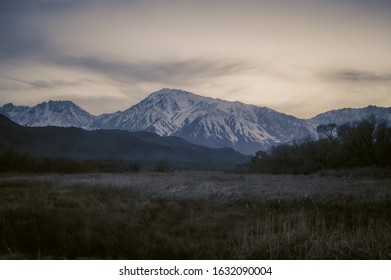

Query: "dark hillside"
left=0, top=114, right=248, bottom=170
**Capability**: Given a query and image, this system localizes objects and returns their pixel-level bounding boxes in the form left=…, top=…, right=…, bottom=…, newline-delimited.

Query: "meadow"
left=0, top=171, right=390, bottom=259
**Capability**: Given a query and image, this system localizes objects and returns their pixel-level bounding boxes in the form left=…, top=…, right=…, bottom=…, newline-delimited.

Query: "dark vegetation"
left=0, top=114, right=248, bottom=171
left=153, top=160, right=172, bottom=172
left=0, top=114, right=389, bottom=260
left=0, top=173, right=389, bottom=259
left=0, top=150, right=142, bottom=173
left=249, top=117, right=391, bottom=175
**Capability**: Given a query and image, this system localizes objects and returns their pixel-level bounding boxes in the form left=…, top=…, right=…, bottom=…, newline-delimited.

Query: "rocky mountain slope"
left=2, top=88, right=390, bottom=155
left=89, top=89, right=315, bottom=154
left=0, top=100, right=96, bottom=129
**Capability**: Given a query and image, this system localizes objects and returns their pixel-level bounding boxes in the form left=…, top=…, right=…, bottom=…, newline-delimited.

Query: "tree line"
left=0, top=150, right=142, bottom=173
left=0, top=150, right=175, bottom=173
left=248, top=117, right=391, bottom=174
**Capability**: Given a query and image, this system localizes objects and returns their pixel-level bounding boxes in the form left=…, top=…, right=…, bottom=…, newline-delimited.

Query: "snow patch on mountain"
left=0, top=100, right=97, bottom=129
left=89, top=89, right=315, bottom=154
left=310, top=105, right=391, bottom=127
left=2, top=89, right=390, bottom=155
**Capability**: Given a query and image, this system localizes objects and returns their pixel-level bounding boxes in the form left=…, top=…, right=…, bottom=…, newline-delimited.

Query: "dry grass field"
left=0, top=171, right=390, bottom=259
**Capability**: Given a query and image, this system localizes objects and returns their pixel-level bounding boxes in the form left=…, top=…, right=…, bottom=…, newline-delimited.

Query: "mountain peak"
left=148, top=88, right=201, bottom=99
left=43, top=100, right=78, bottom=107
left=2, top=90, right=390, bottom=156
left=0, top=99, right=97, bottom=128
left=2, top=103, right=15, bottom=110
left=89, top=88, right=313, bottom=154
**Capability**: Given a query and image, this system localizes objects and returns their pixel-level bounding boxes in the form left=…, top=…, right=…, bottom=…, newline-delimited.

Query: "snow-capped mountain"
left=0, top=100, right=97, bottom=129
left=0, top=103, right=30, bottom=119
left=89, top=89, right=315, bottom=154
left=2, top=89, right=390, bottom=155
left=309, top=105, right=391, bottom=127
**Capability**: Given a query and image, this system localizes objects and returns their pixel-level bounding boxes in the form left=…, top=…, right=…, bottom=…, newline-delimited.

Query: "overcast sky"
left=1, top=0, right=391, bottom=118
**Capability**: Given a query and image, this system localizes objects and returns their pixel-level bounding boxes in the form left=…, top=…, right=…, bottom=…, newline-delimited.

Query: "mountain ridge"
left=2, top=88, right=390, bottom=155
left=0, top=100, right=96, bottom=129
left=88, top=88, right=316, bottom=154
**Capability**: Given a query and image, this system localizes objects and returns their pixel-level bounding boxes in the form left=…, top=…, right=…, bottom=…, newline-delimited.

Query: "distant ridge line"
left=1, top=88, right=390, bottom=155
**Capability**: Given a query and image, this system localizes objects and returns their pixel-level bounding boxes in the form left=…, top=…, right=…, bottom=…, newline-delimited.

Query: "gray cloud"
left=0, top=0, right=253, bottom=88
left=29, top=78, right=93, bottom=89
left=323, top=70, right=391, bottom=83
left=0, top=0, right=142, bottom=61
left=1, top=76, right=94, bottom=90
left=0, top=0, right=144, bottom=16
left=333, top=0, right=391, bottom=10
left=51, top=55, right=253, bottom=86
left=1, top=0, right=96, bottom=14
left=0, top=6, right=49, bottom=62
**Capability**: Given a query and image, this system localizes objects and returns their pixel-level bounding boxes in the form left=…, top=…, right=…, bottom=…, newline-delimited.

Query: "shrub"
left=153, top=160, right=171, bottom=172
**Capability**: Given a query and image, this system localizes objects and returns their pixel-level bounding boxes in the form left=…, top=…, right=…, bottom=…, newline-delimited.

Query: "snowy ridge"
left=89, top=89, right=315, bottom=154
left=310, top=105, right=391, bottom=127
left=2, top=89, right=391, bottom=155
left=0, top=103, right=30, bottom=118
left=0, top=100, right=97, bottom=129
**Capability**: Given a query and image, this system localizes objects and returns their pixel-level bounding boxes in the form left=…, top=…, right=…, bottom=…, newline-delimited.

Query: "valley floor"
left=0, top=172, right=390, bottom=259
